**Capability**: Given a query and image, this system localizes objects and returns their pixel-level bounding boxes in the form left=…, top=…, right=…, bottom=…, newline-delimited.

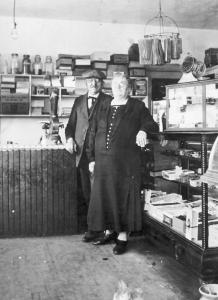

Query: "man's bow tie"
left=88, top=96, right=97, bottom=110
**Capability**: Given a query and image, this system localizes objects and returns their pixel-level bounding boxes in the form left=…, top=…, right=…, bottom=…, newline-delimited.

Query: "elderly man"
left=65, top=69, right=112, bottom=242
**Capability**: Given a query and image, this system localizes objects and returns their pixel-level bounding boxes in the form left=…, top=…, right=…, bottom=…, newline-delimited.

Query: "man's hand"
left=89, top=161, right=95, bottom=174
left=65, top=138, right=77, bottom=154
left=136, top=130, right=148, bottom=148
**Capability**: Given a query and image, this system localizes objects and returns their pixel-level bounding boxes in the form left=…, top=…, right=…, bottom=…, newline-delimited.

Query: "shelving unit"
left=0, top=74, right=81, bottom=117
left=144, top=133, right=218, bottom=280
left=144, top=77, right=218, bottom=280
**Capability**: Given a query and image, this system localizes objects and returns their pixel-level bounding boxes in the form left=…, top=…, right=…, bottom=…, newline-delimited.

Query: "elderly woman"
left=86, top=74, right=159, bottom=254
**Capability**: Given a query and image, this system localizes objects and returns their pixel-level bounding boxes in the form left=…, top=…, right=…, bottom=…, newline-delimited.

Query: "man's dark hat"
left=82, top=69, right=106, bottom=80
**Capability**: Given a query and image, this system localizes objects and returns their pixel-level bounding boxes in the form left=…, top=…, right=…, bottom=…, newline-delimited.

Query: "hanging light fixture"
left=11, top=0, right=18, bottom=39
left=138, top=0, right=182, bottom=65
left=144, top=0, right=181, bottom=39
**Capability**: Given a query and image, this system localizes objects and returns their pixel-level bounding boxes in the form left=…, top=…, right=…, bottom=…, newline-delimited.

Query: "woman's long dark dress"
left=86, top=97, right=159, bottom=232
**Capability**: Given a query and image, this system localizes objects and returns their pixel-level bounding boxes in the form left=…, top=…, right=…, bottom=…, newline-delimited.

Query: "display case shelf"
left=165, top=79, right=218, bottom=132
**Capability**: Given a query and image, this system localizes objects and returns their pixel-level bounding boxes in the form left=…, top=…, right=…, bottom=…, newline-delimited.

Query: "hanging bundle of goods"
left=138, top=34, right=182, bottom=65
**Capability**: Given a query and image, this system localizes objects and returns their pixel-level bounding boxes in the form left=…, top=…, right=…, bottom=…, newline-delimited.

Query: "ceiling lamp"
left=138, top=0, right=182, bottom=65
left=11, top=0, right=18, bottom=39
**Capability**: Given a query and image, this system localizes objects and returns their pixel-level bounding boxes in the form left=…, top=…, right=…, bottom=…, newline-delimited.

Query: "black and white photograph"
left=0, top=0, right=218, bottom=299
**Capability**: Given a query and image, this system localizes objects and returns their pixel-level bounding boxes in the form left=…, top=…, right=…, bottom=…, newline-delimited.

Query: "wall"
left=1, top=15, right=218, bottom=145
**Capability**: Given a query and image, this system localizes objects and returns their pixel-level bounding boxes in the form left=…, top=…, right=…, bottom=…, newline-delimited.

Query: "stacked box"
left=56, top=54, right=75, bottom=76
left=107, top=64, right=128, bottom=78
left=205, top=48, right=218, bottom=67
left=110, top=54, right=129, bottom=64
left=90, top=51, right=111, bottom=61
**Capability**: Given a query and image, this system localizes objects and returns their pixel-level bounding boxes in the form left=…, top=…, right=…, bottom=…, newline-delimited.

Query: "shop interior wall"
left=0, top=16, right=218, bottom=145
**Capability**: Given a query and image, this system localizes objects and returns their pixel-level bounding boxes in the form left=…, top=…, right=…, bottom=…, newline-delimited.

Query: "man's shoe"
left=93, top=232, right=117, bottom=245
left=82, top=231, right=99, bottom=243
left=113, top=240, right=127, bottom=255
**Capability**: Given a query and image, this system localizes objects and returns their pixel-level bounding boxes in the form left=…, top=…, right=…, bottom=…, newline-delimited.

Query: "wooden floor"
left=0, top=235, right=201, bottom=300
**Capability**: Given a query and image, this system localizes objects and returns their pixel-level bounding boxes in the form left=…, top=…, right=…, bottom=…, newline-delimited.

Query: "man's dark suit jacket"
left=65, top=92, right=112, bottom=167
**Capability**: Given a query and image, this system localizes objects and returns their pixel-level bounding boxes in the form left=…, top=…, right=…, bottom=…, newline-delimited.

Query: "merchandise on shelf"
left=33, top=55, right=43, bottom=75
left=11, top=53, right=19, bottom=74
left=22, top=55, right=31, bottom=74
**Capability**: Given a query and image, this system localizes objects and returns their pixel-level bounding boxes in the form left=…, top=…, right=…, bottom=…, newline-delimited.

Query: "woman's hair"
left=112, top=73, right=131, bottom=86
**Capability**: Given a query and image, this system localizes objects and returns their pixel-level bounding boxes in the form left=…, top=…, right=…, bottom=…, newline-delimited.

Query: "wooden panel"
left=63, top=150, right=71, bottom=233
left=14, top=149, right=20, bottom=235
left=20, top=149, right=25, bottom=235
left=30, top=149, right=37, bottom=235
left=8, top=150, right=14, bottom=235
left=36, top=148, right=43, bottom=235
left=42, top=148, right=48, bottom=235
left=68, top=152, right=77, bottom=233
left=0, top=147, right=77, bottom=237
left=25, top=148, right=31, bottom=235
left=47, top=148, right=53, bottom=235
left=52, top=149, right=59, bottom=234
left=58, top=149, right=64, bottom=234
left=2, top=149, right=9, bottom=235
left=0, top=150, right=3, bottom=235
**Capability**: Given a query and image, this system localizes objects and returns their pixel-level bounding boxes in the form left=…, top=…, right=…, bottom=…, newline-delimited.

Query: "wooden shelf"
left=31, top=95, right=49, bottom=98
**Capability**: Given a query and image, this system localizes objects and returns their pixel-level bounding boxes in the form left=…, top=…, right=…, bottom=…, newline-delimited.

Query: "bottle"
left=33, top=55, right=42, bottom=75
left=11, top=53, right=19, bottom=74
left=22, top=54, right=31, bottom=74
left=3, top=59, right=9, bottom=74
left=45, top=56, right=53, bottom=75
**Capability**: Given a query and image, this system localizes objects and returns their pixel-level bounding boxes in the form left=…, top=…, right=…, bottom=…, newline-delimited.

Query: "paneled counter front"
left=0, top=145, right=77, bottom=237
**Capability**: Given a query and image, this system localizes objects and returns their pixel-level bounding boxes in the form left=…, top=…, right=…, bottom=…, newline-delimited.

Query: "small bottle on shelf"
left=11, top=53, right=19, bottom=74
left=3, top=59, right=9, bottom=74
left=44, top=56, right=53, bottom=75
left=22, top=54, right=31, bottom=74
left=33, top=55, right=43, bottom=75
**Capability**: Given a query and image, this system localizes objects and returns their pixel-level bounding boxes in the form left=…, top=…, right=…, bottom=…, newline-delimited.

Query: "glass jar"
left=33, top=55, right=43, bottom=75
left=22, top=54, right=31, bottom=74
left=45, top=56, right=53, bottom=75
left=11, top=53, right=19, bottom=74
left=3, top=59, right=9, bottom=74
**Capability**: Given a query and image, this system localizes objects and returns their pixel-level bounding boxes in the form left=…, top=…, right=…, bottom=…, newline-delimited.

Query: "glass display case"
left=144, top=130, right=218, bottom=281
left=166, top=79, right=218, bottom=130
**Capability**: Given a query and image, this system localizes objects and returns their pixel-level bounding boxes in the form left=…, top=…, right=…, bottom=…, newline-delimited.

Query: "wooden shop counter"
left=0, top=145, right=77, bottom=237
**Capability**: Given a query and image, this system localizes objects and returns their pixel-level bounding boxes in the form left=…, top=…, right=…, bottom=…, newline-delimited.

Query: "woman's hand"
left=65, top=137, right=77, bottom=154
left=89, top=161, right=95, bottom=174
left=136, top=130, right=147, bottom=148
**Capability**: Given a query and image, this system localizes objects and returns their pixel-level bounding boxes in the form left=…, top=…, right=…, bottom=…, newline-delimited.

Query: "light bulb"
left=11, top=24, right=18, bottom=40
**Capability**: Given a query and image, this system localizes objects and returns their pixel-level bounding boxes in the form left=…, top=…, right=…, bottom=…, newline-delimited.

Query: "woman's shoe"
left=93, top=232, right=117, bottom=245
left=113, top=240, right=128, bottom=255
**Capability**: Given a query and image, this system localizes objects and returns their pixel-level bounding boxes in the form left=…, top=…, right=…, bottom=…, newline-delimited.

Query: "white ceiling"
left=1, top=0, right=218, bottom=30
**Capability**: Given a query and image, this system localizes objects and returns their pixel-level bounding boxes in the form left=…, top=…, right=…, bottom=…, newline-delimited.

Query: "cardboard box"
left=129, top=68, right=146, bottom=77
left=90, top=51, right=111, bottom=61
left=186, top=207, right=199, bottom=227
left=173, top=215, right=186, bottom=235
left=110, top=54, right=129, bottom=64
left=107, top=64, right=128, bottom=78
